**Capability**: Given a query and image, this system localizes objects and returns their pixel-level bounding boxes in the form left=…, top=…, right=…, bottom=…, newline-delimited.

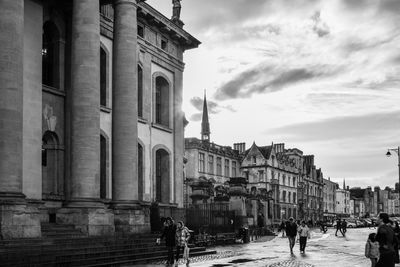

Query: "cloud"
left=310, top=11, right=330, bottom=37
left=189, top=96, right=238, bottom=114
left=214, top=64, right=342, bottom=100
left=189, top=113, right=202, bottom=122
left=266, top=110, right=400, bottom=142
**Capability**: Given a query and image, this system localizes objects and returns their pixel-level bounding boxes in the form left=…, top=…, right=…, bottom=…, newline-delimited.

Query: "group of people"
left=283, top=217, right=311, bottom=254
left=157, top=217, right=191, bottom=267
left=335, top=218, right=347, bottom=236
left=365, top=213, right=400, bottom=267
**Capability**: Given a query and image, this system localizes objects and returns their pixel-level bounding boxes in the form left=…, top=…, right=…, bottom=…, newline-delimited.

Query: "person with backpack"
left=175, top=221, right=191, bottom=267
left=375, top=213, right=396, bottom=267
left=158, top=217, right=177, bottom=267
left=285, top=217, right=298, bottom=254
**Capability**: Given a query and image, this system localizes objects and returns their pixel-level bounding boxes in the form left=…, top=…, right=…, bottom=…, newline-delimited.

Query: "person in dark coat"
left=342, top=219, right=347, bottom=235
left=335, top=218, right=344, bottom=236
left=285, top=217, right=298, bottom=254
left=279, top=220, right=286, bottom=237
left=375, top=213, right=396, bottom=267
left=159, top=217, right=177, bottom=266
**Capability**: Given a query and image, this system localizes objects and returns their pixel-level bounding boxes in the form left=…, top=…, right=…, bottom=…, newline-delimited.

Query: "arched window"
left=42, top=21, right=60, bottom=88
left=138, top=65, right=143, bottom=117
left=42, top=131, right=61, bottom=196
left=138, top=143, right=143, bottom=200
left=100, top=46, right=107, bottom=107
left=155, top=148, right=170, bottom=203
left=155, top=76, right=169, bottom=127
left=100, top=134, right=107, bottom=199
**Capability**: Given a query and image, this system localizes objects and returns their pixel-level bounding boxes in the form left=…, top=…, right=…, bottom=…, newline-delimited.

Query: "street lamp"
left=386, top=146, right=400, bottom=212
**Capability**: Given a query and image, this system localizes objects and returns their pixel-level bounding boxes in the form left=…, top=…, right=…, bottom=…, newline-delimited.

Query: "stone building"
left=0, top=0, right=199, bottom=239
left=322, top=177, right=337, bottom=221
left=184, top=94, right=241, bottom=205
left=335, top=182, right=350, bottom=217
left=301, top=156, right=324, bottom=222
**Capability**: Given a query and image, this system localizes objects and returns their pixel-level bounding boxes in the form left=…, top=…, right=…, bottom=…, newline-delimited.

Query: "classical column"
left=112, top=0, right=138, bottom=203
left=0, top=0, right=25, bottom=199
left=70, top=0, right=100, bottom=201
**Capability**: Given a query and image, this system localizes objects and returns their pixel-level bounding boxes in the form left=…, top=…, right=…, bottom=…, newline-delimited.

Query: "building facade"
left=323, top=178, right=337, bottom=221
left=0, top=0, right=199, bottom=238
left=335, top=186, right=350, bottom=217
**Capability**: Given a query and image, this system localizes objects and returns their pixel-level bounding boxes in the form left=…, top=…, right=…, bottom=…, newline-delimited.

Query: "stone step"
left=2, top=246, right=211, bottom=267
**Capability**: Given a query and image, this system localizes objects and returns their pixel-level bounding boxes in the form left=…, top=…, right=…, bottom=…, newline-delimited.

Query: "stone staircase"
left=0, top=224, right=216, bottom=267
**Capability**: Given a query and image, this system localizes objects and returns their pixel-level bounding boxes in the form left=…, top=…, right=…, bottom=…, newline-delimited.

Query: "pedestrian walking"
left=285, top=217, right=298, bottom=254
left=175, top=221, right=191, bottom=267
left=375, top=213, right=396, bottom=267
left=279, top=220, right=286, bottom=237
left=335, top=218, right=344, bottom=236
left=158, top=217, right=177, bottom=267
left=391, top=221, right=400, bottom=263
left=298, top=220, right=310, bottom=253
left=342, top=219, right=347, bottom=235
left=365, top=233, right=379, bottom=267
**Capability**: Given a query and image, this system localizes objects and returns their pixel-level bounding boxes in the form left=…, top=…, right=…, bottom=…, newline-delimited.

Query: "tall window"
left=288, top=192, right=291, bottom=203
left=100, top=134, right=107, bottom=199
left=224, top=159, right=230, bottom=177
left=156, top=149, right=170, bottom=203
left=138, top=143, right=143, bottom=200
left=100, top=47, right=107, bottom=106
left=293, top=192, right=296, bottom=203
left=208, top=155, right=214, bottom=174
left=199, top=152, right=205, bottom=172
left=138, top=65, right=143, bottom=117
left=282, top=191, right=286, bottom=202
left=258, top=170, right=264, bottom=181
left=42, top=21, right=60, bottom=88
left=293, top=177, right=296, bottom=187
left=232, top=161, right=237, bottom=177
left=283, top=175, right=286, bottom=185
left=216, top=157, right=222, bottom=175
left=155, top=76, right=169, bottom=127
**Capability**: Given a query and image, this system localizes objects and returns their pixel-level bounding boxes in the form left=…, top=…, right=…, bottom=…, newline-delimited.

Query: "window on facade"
left=199, top=152, right=205, bottom=172
left=155, top=76, right=169, bottom=127
left=138, top=65, right=143, bottom=117
left=216, top=157, right=222, bottom=175
left=42, top=21, right=60, bottom=88
left=293, top=177, right=296, bottom=187
left=283, top=175, right=286, bottom=185
left=232, top=161, right=237, bottom=177
left=138, top=24, right=144, bottom=38
left=258, top=170, right=264, bottom=181
left=208, top=155, right=214, bottom=174
left=161, top=38, right=167, bottom=50
left=288, top=192, right=291, bottom=203
left=224, top=159, right=230, bottom=177
left=100, top=47, right=107, bottom=106
left=100, top=134, right=107, bottom=199
left=138, top=143, right=143, bottom=200
left=252, top=156, right=256, bottom=164
left=283, top=191, right=286, bottom=202
left=155, top=149, right=170, bottom=203
left=293, top=192, right=296, bottom=203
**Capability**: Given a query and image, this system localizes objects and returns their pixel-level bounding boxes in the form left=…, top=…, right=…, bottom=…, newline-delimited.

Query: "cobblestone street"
left=135, top=228, right=400, bottom=267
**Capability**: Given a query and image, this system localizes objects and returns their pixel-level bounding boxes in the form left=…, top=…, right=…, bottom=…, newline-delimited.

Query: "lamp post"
left=386, top=146, right=400, bottom=213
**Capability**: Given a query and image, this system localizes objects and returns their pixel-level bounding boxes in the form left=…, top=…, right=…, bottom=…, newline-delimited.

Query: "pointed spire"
left=201, top=90, right=210, bottom=142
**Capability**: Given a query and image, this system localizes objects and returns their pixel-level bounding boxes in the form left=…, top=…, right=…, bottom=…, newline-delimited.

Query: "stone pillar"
left=112, top=0, right=138, bottom=203
left=70, top=0, right=101, bottom=201
left=112, top=0, right=145, bottom=234
left=0, top=0, right=41, bottom=238
left=58, top=0, right=115, bottom=236
left=0, top=0, right=24, bottom=199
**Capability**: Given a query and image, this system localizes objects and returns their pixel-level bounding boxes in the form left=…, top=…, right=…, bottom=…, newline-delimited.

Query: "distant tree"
left=385, top=186, right=392, bottom=192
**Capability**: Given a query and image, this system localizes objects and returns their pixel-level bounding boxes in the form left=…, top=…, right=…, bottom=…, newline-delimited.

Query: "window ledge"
left=100, top=105, right=112, bottom=113
left=151, top=123, right=173, bottom=133
left=42, top=85, right=65, bottom=97
left=138, top=117, right=147, bottom=124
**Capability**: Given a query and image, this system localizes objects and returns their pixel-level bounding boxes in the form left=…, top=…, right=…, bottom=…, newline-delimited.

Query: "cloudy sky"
left=147, top=0, right=400, bottom=188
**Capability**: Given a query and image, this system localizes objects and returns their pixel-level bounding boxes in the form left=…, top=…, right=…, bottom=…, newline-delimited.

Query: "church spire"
left=201, top=90, right=210, bottom=142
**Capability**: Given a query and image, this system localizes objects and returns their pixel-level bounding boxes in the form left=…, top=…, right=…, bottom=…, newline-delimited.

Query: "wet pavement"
left=132, top=227, right=400, bottom=267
